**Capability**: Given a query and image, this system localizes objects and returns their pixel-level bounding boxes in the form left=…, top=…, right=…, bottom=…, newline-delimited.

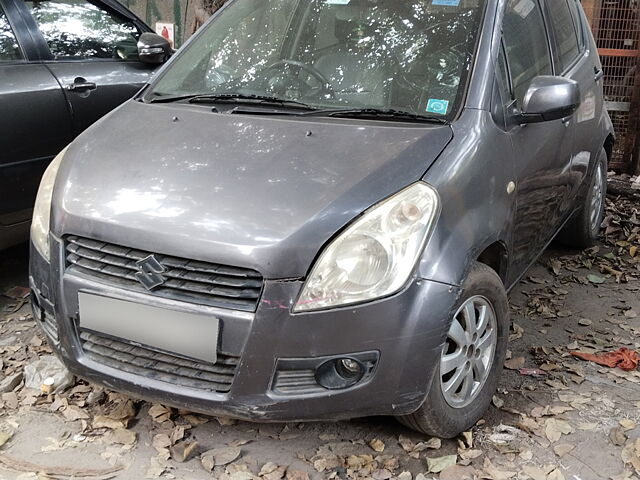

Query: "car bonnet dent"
left=53, top=100, right=453, bottom=279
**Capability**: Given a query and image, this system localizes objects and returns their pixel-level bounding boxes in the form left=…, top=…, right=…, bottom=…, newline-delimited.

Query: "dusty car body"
left=30, top=0, right=614, bottom=436
left=0, top=0, right=169, bottom=250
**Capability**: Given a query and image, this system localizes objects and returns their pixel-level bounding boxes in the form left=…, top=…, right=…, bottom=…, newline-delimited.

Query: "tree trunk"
left=186, top=0, right=228, bottom=36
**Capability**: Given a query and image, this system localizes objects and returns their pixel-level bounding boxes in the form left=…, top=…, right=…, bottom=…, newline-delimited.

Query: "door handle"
left=594, top=66, right=604, bottom=82
left=66, top=78, right=97, bottom=93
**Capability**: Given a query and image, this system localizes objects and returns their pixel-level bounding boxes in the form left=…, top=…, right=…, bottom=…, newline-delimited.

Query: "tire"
left=558, top=148, right=608, bottom=249
left=396, top=262, right=509, bottom=437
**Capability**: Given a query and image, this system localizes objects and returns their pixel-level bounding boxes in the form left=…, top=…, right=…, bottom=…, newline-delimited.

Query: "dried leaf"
left=170, top=440, right=198, bottom=463
left=259, top=462, right=286, bottom=480
left=578, top=318, right=593, bottom=326
left=151, top=434, right=171, bottom=452
left=504, top=357, right=525, bottom=370
left=553, top=443, right=575, bottom=457
left=93, top=415, right=127, bottom=430
left=426, top=454, right=456, bottom=473
left=523, top=465, right=547, bottom=480
left=547, top=468, right=565, bottom=480
left=549, top=405, right=573, bottom=415
left=621, top=419, right=637, bottom=431
left=285, top=470, right=309, bottom=480
left=110, top=428, right=136, bottom=446
left=62, top=405, right=89, bottom=422
left=0, top=432, right=12, bottom=449
left=424, top=437, right=442, bottom=449
left=440, top=465, right=475, bottom=480
left=587, top=274, right=605, bottom=284
left=369, top=438, right=385, bottom=452
left=610, top=426, right=628, bottom=446
left=148, top=404, right=171, bottom=423
left=482, top=458, right=517, bottom=479
left=201, top=446, right=241, bottom=466
left=545, top=418, right=573, bottom=443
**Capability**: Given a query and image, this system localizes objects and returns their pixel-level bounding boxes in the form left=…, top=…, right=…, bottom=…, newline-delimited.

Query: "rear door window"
left=545, top=0, right=581, bottom=72
left=24, top=0, right=141, bottom=60
left=0, top=6, right=22, bottom=60
left=502, top=0, right=552, bottom=107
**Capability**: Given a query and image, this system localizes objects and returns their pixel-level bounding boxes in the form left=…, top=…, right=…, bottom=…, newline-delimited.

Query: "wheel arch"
left=603, top=133, right=615, bottom=166
left=476, top=241, right=509, bottom=284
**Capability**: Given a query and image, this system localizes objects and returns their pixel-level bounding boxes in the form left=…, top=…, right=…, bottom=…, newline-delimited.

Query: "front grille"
left=65, top=236, right=263, bottom=312
left=42, top=311, right=58, bottom=342
left=79, top=330, right=239, bottom=393
left=31, top=290, right=58, bottom=342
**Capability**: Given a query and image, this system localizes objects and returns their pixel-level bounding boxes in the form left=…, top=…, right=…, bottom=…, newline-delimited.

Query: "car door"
left=0, top=0, right=73, bottom=232
left=17, top=0, right=155, bottom=135
left=544, top=0, right=602, bottom=193
left=502, top=0, right=576, bottom=281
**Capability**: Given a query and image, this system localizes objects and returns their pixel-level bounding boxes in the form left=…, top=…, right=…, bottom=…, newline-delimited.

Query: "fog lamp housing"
left=315, top=357, right=365, bottom=390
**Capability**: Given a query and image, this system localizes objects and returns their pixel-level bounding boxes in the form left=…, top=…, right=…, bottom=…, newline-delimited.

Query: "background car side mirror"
left=518, top=76, right=580, bottom=124
left=137, top=33, right=172, bottom=65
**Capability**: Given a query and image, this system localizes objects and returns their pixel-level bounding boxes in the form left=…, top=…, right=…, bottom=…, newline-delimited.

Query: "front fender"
left=418, top=109, right=515, bottom=287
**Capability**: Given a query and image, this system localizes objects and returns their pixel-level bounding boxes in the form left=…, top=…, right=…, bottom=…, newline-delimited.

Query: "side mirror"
left=518, top=76, right=580, bottom=124
left=137, top=33, right=172, bottom=65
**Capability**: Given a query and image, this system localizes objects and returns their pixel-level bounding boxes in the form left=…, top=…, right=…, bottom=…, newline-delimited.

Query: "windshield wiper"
left=188, top=93, right=315, bottom=110
left=146, top=92, right=315, bottom=110
left=299, top=108, right=448, bottom=124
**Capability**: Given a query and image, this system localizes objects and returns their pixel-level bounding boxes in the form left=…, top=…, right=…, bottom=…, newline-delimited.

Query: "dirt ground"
left=0, top=191, right=639, bottom=480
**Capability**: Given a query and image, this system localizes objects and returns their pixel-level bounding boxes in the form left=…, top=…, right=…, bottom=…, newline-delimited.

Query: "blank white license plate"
left=78, top=293, right=219, bottom=363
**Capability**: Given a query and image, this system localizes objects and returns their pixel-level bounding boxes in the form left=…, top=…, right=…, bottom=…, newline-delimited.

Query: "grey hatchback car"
left=30, top=0, right=614, bottom=436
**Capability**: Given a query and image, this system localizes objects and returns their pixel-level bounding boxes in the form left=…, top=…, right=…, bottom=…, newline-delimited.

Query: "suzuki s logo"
left=135, top=255, right=167, bottom=290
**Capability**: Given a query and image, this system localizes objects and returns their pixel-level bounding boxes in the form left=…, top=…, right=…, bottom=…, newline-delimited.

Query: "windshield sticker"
left=426, top=99, right=450, bottom=115
left=513, top=0, right=535, bottom=18
left=432, top=0, right=460, bottom=5
left=325, top=0, right=351, bottom=4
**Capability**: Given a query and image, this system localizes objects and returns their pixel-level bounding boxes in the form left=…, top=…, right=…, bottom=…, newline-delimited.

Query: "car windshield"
left=148, top=0, right=485, bottom=119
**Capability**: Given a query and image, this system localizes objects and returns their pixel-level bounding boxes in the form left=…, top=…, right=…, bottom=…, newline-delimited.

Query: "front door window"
left=25, top=0, right=141, bottom=60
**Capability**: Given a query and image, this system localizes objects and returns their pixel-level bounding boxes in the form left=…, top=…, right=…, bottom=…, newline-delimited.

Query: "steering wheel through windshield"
left=263, top=59, right=336, bottom=99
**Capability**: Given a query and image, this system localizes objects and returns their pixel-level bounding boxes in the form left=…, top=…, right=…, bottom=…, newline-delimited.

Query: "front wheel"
left=396, top=262, right=509, bottom=437
left=558, top=148, right=608, bottom=248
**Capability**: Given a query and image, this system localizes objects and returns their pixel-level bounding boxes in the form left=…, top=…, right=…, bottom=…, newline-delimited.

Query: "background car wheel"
left=396, top=262, right=509, bottom=437
left=558, top=148, right=608, bottom=249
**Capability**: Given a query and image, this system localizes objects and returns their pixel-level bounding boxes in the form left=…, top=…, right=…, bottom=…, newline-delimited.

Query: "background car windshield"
left=150, top=0, right=484, bottom=118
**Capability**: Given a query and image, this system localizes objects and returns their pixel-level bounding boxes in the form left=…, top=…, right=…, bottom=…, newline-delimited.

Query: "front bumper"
left=30, top=237, right=460, bottom=422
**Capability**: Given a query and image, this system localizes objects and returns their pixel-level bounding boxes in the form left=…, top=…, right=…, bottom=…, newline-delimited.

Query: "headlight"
left=294, top=182, right=440, bottom=312
left=31, top=147, right=67, bottom=261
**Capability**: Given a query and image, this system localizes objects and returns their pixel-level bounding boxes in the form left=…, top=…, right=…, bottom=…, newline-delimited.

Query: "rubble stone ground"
left=0, top=188, right=638, bottom=480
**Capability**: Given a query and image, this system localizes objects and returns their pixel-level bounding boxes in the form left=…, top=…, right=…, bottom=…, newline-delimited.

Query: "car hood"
left=53, top=101, right=452, bottom=279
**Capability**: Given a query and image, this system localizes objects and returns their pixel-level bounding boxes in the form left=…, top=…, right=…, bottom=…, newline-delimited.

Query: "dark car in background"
left=0, top=0, right=169, bottom=250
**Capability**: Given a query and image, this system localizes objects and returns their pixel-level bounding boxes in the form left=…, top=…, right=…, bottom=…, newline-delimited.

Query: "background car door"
left=0, top=0, right=72, bottom=230
left=544, top=0, right=603, bottom=193
left=17, top=0, right=154, bottom=135
left=503, top=0, right=576, bottom=282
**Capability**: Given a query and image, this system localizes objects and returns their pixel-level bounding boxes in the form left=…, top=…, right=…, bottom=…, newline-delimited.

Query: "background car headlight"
left=294, top=182, right=440, bottom=312
left=31, top=147, right=67, bottom=261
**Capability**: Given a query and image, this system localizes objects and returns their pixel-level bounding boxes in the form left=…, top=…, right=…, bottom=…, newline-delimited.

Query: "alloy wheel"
left=440, top=296, right=497, bottom=408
